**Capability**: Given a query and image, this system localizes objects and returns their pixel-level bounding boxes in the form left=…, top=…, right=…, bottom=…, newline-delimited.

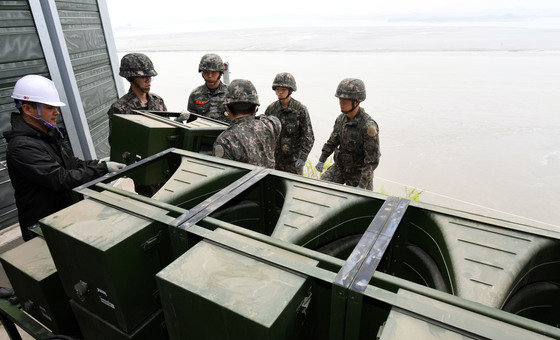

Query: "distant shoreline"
left=114, top=25, right=560, bottom=53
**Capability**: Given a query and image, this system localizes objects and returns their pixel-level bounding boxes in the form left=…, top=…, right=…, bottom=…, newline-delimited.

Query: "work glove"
left=295, top=158, right=305, bottom=168
left=175, top=111, right=190, bottom=123
left=315, top=161, right=324, bottom=172
left=105, top=161, right=126, bottom=173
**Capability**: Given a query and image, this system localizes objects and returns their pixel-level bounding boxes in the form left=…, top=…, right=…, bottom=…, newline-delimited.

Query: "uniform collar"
left=203, top=82, right=227, bottom=95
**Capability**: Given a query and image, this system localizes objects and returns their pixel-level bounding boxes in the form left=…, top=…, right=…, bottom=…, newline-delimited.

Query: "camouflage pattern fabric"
left=335, top=78, right=366, bottom=102
left=187, top=82, right=228, bottom=123
left=272, top=72, right=297, bottom=91
left=319, top=108, right=380, bottom=190
left=107, top=89, right=167, bottom=141
left=264, top=98, right=314, bottom=175
left=213, top=115, right=281, bottom=168
left=198, top=53, right=225, bottom=72
left=119, top=53, right=158, bottom=78
left=224, top=79, right=260, bottom=105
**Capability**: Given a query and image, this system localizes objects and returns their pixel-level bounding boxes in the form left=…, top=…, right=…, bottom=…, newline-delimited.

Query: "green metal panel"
left=110, top=111, right=227, bottom=166
left=70, top=301, right=167, bottom=340
left=387, top=206, right=560, bottom=318
left=40, top=194, right=174, bottom=332
left=55, top=0, right=120, bottom=158
left=0, top=298, right=55, bottom=339
left=151, top=154, right=249, bottom=206
left=0, top=237, right=78, bottom=334
left=375, top=289, right=553, bottom=340
left=156, top=228, right=317, bottom=339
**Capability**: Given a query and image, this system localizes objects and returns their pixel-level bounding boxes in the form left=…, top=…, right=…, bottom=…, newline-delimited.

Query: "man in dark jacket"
left=4, top=75, right=125, bottom=240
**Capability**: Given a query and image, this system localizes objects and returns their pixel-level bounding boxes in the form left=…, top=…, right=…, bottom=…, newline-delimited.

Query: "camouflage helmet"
left=198, top=53, right=225, bottom=73
left=335, top=78, right=366, bottom=102
left=224, top=79, right=260, bottom=106
left=272, top=72, right=297, bottom=91
left=119, top=53, right=157, bottom=78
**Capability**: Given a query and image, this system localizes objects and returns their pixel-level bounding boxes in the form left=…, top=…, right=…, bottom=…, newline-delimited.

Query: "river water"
left=117, top=44, right=560, bottom=229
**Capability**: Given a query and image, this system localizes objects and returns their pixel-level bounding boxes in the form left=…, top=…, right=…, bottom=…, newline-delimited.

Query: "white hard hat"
left=11, top=75, right=66, bottom=107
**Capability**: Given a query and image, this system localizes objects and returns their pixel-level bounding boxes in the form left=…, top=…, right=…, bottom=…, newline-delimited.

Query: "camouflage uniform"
left=107, top=53, right=166, bottom=141
left=319, top=108, right=380, bottom=190
left=213, top=115, right=281, bottom=168
left=319, top=78, right=380, bottom=190
left=187, top=82, right=228, bottom=123
left=265, top=98, right=314, bottom=174
left=187, top=53, right=229, bottom=123
left=213, top=79, right=281, bottom=167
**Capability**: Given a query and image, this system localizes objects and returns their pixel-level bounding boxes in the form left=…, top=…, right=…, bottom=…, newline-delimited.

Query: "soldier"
left=264, top=72, right=314, bottom=175
left=4, top=75, right=125, bottom=241
left=315, top=78, right=380, bottom=190
left=186, top=53, right=229, bottom=123
left=213, top=79, right=281, bottom=168
left=107, top=53, right=167, bottom=142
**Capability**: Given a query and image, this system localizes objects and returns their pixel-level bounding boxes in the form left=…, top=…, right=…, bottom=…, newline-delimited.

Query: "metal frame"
left=97, top=0, right=126, bottom=98
left=29, top=0, right=97, bottom=160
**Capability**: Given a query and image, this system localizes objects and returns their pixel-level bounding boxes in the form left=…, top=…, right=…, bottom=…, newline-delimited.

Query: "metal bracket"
left=170, top=167, right=271, bottom=230
left=297, top=288, right=312, bottom=317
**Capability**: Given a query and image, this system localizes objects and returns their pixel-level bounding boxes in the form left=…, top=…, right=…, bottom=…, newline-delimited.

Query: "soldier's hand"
left=315, top=161, right=324, bottom=172
left=357, top=184, right=365, bottom=190
left=295, top=158, right=305, bottom=168
left=175, top=111, right=190, bottom=123
left=105, top=161, right=126, bottom=173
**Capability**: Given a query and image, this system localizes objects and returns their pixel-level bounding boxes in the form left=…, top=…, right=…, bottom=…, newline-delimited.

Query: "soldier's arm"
left=106, top=104, right=124, bottom=142
left=298, top=106, right=314, bottom=161
left=269, top=116, right=282, bottom=142
left=319, top=116, right=341, bottom=163
left=359, top=121, right=380, bottom=187
left=161, top=98, right=167, bottom=112
left=187, top=92, right=197, bottom=114
left=213, top=140, right=234, bottom=160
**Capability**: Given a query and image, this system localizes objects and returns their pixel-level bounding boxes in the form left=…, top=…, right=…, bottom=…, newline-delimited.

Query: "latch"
left=142, top=231, right=162, bottom=251
left=297, top=288, right=312, bottom=317
left=74, top=280, right=89, bottom=302
left=167, top=135, right=178, bottom=146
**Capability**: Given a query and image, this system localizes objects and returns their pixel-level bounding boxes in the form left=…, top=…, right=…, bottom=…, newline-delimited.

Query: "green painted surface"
left=152, top=154, right=247, bottom=206
left=271, top=179, right=376, bottom=246
left=0, top=238, right=78, bottom=334
left=0, top=238, right=56, bottom=282
left=377, top=289, right=553, bottom=339
left=41, top=194, right=174, bottom=332
left=157, top=228, right=317, bottom=339
left=70, top=300, right=167, bottom=340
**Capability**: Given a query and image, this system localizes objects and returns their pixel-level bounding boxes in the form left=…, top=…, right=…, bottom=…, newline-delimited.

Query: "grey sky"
left=106, top=0, right=560, bottom=32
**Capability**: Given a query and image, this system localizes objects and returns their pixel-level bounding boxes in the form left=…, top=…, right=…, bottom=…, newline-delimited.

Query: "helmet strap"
left=341, top=101, right=359, bottom=115
left=131, top=78, right=150, bottom=93
left=276, top=89, right=292, bottom=101
left=204, top=72, right=222, bottom=87
left=23, top=104, right=64, bottom=138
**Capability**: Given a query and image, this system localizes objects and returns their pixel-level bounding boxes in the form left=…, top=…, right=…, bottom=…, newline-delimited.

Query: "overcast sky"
left=105, top=0, right=560, bottom=33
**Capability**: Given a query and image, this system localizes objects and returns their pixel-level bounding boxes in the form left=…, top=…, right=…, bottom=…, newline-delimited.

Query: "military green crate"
left=110, top=112, right=226, bottom=160
left=376, top=289, right=553, bottom=339
left=0, top=237, right=78, bottom=334
left=40, top=194, right=173, bottom=333
left=156, top=228, right=318, bottom=339
left=70, top=300, right=167, bottom=340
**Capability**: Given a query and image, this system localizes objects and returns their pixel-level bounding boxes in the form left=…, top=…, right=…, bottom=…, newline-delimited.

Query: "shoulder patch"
left=367, top=125, right=378, bottom=137
left=214, top=144, right=224, bottom=158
